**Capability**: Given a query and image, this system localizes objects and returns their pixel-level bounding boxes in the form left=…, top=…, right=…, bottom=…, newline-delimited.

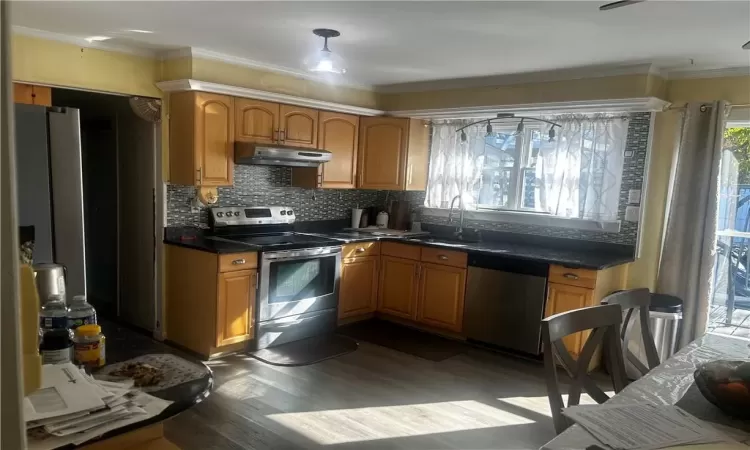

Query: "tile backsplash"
left=166, top=165, right=426, bottom=228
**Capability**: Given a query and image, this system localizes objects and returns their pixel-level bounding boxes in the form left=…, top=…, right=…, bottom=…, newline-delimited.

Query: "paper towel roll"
left=351, top=209, right=363, bottom=229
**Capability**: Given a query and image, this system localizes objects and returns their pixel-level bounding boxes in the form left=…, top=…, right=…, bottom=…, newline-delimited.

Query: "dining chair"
left=601, top=288, right=660, bottom=378
left=542, top=304, right=628, bottom=434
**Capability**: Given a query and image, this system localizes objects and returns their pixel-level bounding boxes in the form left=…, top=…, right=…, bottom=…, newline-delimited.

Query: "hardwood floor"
left=164, top=342, right=562, bottom=449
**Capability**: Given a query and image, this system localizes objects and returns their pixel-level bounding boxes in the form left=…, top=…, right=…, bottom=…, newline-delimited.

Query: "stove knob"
left=234, top=211, right=241, bottom=217
left=287, top=210, right=294, bottom=216
left=280, top=210, right=286, bottom=215
left=216, top=212, right=224, bottom=218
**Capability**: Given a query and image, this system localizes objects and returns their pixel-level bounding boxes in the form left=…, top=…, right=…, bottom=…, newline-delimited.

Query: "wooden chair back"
left=601, top=288, right=660, bottom=377
left=542, top=304, right=627, bottom=434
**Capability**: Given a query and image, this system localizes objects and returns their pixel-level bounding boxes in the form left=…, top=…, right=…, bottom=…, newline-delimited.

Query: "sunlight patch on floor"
left=497, top=392, right=615, bottom=418
left=267, top=400, right=533, bottom=445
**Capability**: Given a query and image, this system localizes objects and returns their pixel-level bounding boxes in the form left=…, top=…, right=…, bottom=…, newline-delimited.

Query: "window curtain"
left=535, top=114, right=627, bottom=221
left=658, top=101, right=728, bottom=348
left=425, top=120, right=485, bottom=208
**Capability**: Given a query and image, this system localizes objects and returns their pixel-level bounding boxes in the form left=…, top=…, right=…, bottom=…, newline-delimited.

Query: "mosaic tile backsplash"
left=166, top=165, right=426, bottom=228
left=421, top=112, right=652, bottom=247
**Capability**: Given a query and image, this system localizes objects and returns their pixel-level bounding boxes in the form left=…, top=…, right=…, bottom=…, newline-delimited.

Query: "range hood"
left=235, top=142, right=332, bottom=168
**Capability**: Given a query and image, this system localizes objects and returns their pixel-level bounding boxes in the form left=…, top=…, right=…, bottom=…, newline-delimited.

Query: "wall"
left=167, top=165, right=424, bottom=227
left=379, top=73, right=665, bottom=111
left=421, top=112, right=652, bottom=247
left=625, top=75, right=750, bottom=290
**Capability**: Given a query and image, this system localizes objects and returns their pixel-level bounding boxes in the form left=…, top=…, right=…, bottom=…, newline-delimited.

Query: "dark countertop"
left=58, top=321, right=212, bottom=449
left=164, top=225, right=634, bottom=270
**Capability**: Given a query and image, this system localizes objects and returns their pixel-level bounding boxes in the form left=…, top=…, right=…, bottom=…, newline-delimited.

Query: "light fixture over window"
left=305, top=29, right=346, bottom=75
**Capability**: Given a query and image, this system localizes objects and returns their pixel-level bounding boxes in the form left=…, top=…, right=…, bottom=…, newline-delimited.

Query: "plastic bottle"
left=67, top=295, right=97, bottom=329
left=39, top=328, right=73, bottom=365
left=39, top=294, right=69, bottom=331
left=73, top=324, right=105, bottom=369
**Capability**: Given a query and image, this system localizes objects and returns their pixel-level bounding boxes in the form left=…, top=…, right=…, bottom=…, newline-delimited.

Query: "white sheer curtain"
left=534, top=114, right=627, bottom=221
left=425, top=120, right=484, bottom=208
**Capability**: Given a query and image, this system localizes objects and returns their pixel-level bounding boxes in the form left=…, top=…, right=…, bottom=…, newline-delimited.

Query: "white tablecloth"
left=542, top=333, right=750, bottom=449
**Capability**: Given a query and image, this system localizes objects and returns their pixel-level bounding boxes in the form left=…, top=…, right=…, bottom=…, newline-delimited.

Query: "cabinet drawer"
left=381, top=242, right=420, bottom=260
left=548, top=265, right=597, bottom=289
left=420, top=247, right=467, bottom=268
left=218, top=252, right=258, bottom=272
left=343, top=242, right=380, bottom=259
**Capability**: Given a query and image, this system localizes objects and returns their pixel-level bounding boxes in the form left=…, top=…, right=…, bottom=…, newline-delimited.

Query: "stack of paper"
left=562, top=404, right=736, bottom=450
left=24, top=364, right=172, bottom=450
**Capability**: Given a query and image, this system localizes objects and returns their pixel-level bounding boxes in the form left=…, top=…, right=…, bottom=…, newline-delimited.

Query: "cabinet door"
left=545, top=282, right=594, bottom=358
left=319, top=111, right=359, bottom=189
left=358, top=117, right=408, bottom=190
left=216, top=269, right=255, bottom=347
left=378, top=255, right=419, bottom=319
left=339, top=256, right=378, bottom=319
left=195, top=92, right=234, bottom=186
left=280, top=104, right=318, bottom=148
left=13, top=83, right=34, bottom=104
left=235, top=98, right=279, bottom=144
left=417, top=263, right=466, bottom=332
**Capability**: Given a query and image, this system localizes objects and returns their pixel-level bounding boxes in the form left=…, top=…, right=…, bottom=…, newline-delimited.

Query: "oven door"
left=258, top=246, right=341, bottom=323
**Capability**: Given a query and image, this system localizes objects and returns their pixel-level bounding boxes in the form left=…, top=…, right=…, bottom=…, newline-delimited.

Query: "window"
left=425, top=114, right=629, bottom=223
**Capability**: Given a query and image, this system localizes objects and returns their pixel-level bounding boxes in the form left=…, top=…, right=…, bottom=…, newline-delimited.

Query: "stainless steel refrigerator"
left=15, top=104, right=86, bottom=298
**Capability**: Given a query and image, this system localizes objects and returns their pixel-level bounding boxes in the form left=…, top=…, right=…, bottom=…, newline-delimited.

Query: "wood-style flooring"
left=163, top=341, right=563, bottom=450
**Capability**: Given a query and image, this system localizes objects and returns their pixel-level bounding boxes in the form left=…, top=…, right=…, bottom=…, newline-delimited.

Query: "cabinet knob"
left=438, top=255, right=449, bottom=260
left=232, top=258, right=246, bottom=265
left=563, top=273, right=579, bottom=280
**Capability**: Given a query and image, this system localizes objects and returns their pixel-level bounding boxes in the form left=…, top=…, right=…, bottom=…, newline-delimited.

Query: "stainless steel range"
left=209, top=206, right=342, bottom=350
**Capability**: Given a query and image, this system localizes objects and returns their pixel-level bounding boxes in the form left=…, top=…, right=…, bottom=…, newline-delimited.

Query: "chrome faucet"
left=448, top=195, right=465, bottom=238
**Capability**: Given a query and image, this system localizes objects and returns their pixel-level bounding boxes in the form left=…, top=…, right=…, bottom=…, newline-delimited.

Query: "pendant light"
left=306, top=29, right=346, bottom=75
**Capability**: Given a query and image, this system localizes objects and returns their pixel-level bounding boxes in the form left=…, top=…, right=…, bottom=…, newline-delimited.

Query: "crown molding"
left=156, top=79, right=384, bottom=116
left=375, top=63, right=661, bottom=94
left=388, top=97, right=671, bottom=119
left=161, top=46, right=373, bottom=91
left=666, top=66, right=750, bottom=80
left=12, top=26, right=159, bottom=58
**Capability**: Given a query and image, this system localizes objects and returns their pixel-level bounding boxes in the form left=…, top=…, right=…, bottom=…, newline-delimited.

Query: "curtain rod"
left=664, top=102, right=750, bottom=111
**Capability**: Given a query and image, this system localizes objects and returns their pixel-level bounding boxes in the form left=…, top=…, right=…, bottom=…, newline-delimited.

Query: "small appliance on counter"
left=208, top=206, right=343, bottom=350
left=33, top=263, right=67, bottom=304
left=376, top=211, right=390, bottom=228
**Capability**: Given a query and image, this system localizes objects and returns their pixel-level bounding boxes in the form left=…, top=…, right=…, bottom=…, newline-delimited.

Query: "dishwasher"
left=464, top=253, right=549, bottom=355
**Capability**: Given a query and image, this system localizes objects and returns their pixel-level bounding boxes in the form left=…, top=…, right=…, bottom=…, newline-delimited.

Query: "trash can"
left=649, top=294, right=683, bottom=362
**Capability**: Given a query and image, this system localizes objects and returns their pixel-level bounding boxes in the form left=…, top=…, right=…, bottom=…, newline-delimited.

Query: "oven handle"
left=263, top=246, right=342, bottom=261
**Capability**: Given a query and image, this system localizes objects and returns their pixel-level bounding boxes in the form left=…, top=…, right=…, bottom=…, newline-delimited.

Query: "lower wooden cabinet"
left=378, top=255, right=419, bottom=320
left=417, top=263, right=466, bottom=332
left=216, top=269, right=256, bottom=347
left=166, top=245, right=257, bottom=358
left=545, top=282, right=593, bottom=358
left=338, top=256, right=379, bottom=319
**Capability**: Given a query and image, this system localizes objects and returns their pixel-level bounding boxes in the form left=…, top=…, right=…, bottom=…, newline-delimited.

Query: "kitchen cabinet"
left=378, top=255, right=420, bottom=320
left=13, top=83, right=51, bottom=106
left=358, top=117, right=429, bottom=191
left=544, top=264, right=626, bottom=366
left=292, top=111, right=359, bottom=189
left=339, top=256, right=379, bottom=319
left=279, top=104, right=318, bottom=148
left=165, top=245, right=257, bottom=358
left=377, top=243, right=467, bottom=333
left=235, top=98, right=279, bottom=144
left=170, top=92, right=234, bottom=187
left=417, top=263, right=466, bottom=332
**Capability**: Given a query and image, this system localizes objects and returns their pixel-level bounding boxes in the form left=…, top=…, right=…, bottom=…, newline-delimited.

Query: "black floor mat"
left=249, top=334, right=358, bottom=366
left=337, top=319, right=468, bottom=362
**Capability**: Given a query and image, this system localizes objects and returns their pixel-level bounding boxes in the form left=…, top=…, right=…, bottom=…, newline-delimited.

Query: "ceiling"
left=10, top=1, right=750, bottom=89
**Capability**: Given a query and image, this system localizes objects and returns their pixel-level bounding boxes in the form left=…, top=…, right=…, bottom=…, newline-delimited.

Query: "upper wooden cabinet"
left=235, top=98, right=279, bottom=145
left=279, top=104, right=318, bottom=148
left=291, top=111, right=359, bottom=189
left=358, top=117, right=429, bottom=191
left=170, top=92, right=234, bottom=186
left=14, top=83, right=51, bottom=106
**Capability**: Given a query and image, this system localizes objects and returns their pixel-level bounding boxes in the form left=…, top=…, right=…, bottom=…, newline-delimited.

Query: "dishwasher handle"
left=468, top=252, right=548, bottom=278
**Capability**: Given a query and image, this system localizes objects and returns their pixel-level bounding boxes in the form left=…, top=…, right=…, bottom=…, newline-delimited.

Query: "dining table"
left=542, top=332, right=750, bottom=450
